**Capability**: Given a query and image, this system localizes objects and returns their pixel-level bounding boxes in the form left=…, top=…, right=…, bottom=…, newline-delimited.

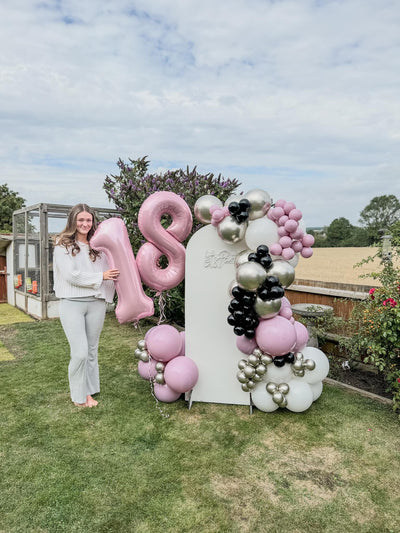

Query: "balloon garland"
left=193, top=189, right=329, bottom=413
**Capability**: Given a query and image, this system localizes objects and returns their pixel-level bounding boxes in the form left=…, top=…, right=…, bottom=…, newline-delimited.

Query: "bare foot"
left=86, top=395, right=98, bottom=407
left=74, top=401, right=89, bottom=407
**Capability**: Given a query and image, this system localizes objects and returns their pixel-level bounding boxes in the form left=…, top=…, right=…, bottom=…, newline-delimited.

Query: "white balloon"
left=264, top=363, right=293, bottom=383
left=251, top=382, right=279, bottom=412
left=245, top=217, right=279, bottom=250
left=224, top=194, right=243, bottom=206
left=301, top=347, right=330, bottom=384
left=309, top=381, right=323, bottom=401
left=285, top=380, right=314, bottom=412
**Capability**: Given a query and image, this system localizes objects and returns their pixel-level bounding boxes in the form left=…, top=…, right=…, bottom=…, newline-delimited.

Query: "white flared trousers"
left=59, top=298, right=106, bottom=404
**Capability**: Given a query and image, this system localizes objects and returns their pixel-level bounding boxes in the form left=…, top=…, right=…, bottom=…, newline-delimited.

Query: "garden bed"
left=327, top=365, right=392, bottom=400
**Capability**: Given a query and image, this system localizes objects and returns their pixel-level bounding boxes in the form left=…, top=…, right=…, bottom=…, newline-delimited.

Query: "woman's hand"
left=103, top=269, right=120, bottom=281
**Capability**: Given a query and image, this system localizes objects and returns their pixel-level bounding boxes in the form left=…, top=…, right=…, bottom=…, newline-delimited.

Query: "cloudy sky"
left=1, top=0, right=399, bottom=227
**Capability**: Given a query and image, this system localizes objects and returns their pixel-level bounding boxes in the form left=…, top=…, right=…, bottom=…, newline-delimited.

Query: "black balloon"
left=239, top=198, right=251, bottom=210
left=256, top=245, right=270, bottom=257
left=227, top=314, right=236, bottom=326
left=260, top=256, right=272, bottom=269
left=244, top=328, right=256, bottom=338
left=273, top=356, right=286, bottom=367
left=247, top=253, right=259, bottom=262
left=269, top=286, right=285, bottom=299
left=284, top=352, right=295, bottom=364
left=236, top=211, right=249, bottom=223
left=257, top=288, right=270, bottom=301
left=234, top=326, right=245, bottom=336
left=228, top=202, right=240, bottom=215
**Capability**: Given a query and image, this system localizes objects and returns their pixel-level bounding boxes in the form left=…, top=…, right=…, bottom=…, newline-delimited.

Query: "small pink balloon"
left=281, top=296, right=292, bottom=308
left=290, top=228, right=305, bottom=240
left=279, top=236, right=292, bottom=249
left=289, top=208, right=302, bottom=221
left=283, top=201, right=296, bottom=214
left=146, top=324, right=183, bottom=362
left=301, top=247, right=313, bottom=258
left=279, top=306, right=293, bottom=320
left=255, top=316, right=297, bottom=356
left=277, top=226, right=289, bottom=237
left=269, top=243, right=283, bottom=256
left=291, top=240, right=303, bottom=253
left=302, top=234, right=315, bottom=247
left=294, top=320, right=309, bottom=351
left=164, top=356, right=199, bottom=393
left=153, top=383, right=181, bottom=403
left=270, top=206, right=285, bottom=220
left=236, top=335, right=258, bottom=354
left=138, top=359, right=158, bottom=381
left=290, top=317, right=295, bottom=324
left=278, top=215, right=289, bottom=226
left=284, top=219, right=298, bottom=233
left=282, top=247, right=295, bottom=260
left=274, top=199, right=286, bottom=208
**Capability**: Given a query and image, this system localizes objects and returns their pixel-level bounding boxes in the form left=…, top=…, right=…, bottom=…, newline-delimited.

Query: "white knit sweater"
left=53, top=242, right=115, bottom=303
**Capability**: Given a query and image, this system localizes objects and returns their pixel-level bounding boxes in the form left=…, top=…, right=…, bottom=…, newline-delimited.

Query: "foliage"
left=359, top=194, right=400, bottom=245
left=0, top=183, right=25, bottom=233
left=1, top=315, right=400, bottom=532
left=103, top=156, right=241, bottom=324
left=345, top=244, right=400, bottom=413
left=325, top=217, right=354, bottom=247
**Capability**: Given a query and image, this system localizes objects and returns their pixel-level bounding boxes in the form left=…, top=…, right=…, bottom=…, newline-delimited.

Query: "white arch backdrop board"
left=185, top=224, right=251, bottom=406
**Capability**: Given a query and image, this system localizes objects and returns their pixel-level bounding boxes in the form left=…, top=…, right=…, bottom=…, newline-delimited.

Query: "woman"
left=53, top=203, right=119, bottom=407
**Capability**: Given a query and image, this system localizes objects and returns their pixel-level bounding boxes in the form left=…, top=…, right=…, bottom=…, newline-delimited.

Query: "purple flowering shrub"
left=103, top=156, right=241, bottom=324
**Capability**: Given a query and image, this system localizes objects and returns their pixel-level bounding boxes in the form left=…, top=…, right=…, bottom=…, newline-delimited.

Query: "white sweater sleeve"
left=53, top=245, right=103, bottom=289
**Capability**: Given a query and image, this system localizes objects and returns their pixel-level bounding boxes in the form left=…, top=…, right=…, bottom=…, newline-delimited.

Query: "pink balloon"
left=255, top=315, right=297, bottom=356
left=284, top=219, right=298, bottom=233
left=278, top=215, right=289, bottom=226
left=164, top=356, right=199, bottom=393
left=146, top=324, right=183, bottom=362
left=290, top=228, right=305, bottom=240
left=236, top=335, right=258, bottom=354
left=90, top=218, right=154, bottom=324
left=302, top=234, right=315, bottom=247
left=294, top=320, right=309, bottom=351
left=137, top=191, right=193, bottom=292
left=291, top=240, right=303, bottom=253
left=274, top=199, right=286, bottom=208
left=178, top=331, right=185, bottom=356
left=153, top=383, right=181, bottom=403
left=270, top=206, right=284, bottom=220
left=289, top=208, right=302, bottom=221
left=269, top=243, right=283, bottom=256
left=277, top=226, right=289, bottom=237
left=279, top=306, right=293, bottom=320
left=283, top=201, right=296, bottom=214
left=301, top=247, right=313, bottom=258
left=138, top=359, right=158, bottom=381
left=279, top=236, right=292, bottom=249
left=282, top=247, right=295, bottom=260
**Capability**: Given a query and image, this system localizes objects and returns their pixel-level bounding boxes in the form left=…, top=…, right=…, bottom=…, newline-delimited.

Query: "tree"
left=325, top=217, right=354, bottom=247
left=103, top=156, right=241, bottom=324
left=0, top=183, right=25, bottom=233
left=359, top=195, right=400, bottom=245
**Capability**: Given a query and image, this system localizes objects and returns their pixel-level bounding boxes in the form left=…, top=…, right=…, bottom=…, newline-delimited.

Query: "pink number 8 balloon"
left=90, top=217, right=154, bottom=323
left=136, top=191, right=193, bottom=292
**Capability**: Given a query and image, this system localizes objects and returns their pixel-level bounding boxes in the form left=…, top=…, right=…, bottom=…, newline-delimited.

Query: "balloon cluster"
left=228, top=198, right=251, bottom=224
left=193, top=188, right=329, bottom=413
left=134, top=325, right=199, bottom=403
left=267, top=199, right=315, bottom=261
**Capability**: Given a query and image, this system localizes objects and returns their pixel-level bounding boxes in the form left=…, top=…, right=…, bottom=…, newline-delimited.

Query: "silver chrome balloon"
left=137, top=339, right=146, bottom=350
left=255, top=364, right=267, bottom=376
left=252, top=373, right=263, bottom=382
left=155, top=372, right=165, bottom=384
left=266, top=382, right=277, bottom=394
left=134, top=348, right=143, bottom=359
left=234, top=249, right=253, bottom=268
left=260, top=354, right=273, bottom=365
left=243, top=189, right=271, bottom=220
left=244, top=366, right=256, bottom=379
left=267, top=260, right=295, bottom=288
left=237, top=371, right=248, bottom=383
left=194, top=195, right=222, bottom=224
left=224, top=194, right=243, bottom=206
left=272, top=391, right=284, bottom=405
left=247, top=353, right=260, bottom=367
left=217, top=216, right=247, bottom=244
left=304, top=359, right=316, bottom=371
left=236, top=261, right=267, bottom=291
left=278, top=383, right=290, bottom=395
left=254, top=297, right=281, bottom=319
left=238, top=359, right=247, bottom=370
left=241, top=383, right=250, bottom=392
left=139, top=350, right=150, bottom=362
left=155, top=362, right=165, bottom=372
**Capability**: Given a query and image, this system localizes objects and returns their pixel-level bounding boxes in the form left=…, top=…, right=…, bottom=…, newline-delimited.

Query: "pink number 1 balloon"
left=90, top=217, right=154, bottom=323
left=137, top=191, right=193, bottom=292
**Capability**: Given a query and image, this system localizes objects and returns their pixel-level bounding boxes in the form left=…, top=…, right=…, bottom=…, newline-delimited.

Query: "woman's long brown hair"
left=54, top=203, right=100, bottom=261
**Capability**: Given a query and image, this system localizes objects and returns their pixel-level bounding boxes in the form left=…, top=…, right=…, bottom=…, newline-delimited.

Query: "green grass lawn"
left=0, top=313, right=399, bottom=533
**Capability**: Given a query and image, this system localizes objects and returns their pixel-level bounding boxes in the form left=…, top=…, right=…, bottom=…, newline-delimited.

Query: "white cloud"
left=1, top=0, right=399, bottom=227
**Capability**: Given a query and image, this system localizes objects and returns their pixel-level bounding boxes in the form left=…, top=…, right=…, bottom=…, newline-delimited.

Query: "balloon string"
left=157, top=291, right=167, bottom=325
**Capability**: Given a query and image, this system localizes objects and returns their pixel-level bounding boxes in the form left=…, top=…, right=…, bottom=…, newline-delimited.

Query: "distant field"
left=294, top=247, right=384, bottom=286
